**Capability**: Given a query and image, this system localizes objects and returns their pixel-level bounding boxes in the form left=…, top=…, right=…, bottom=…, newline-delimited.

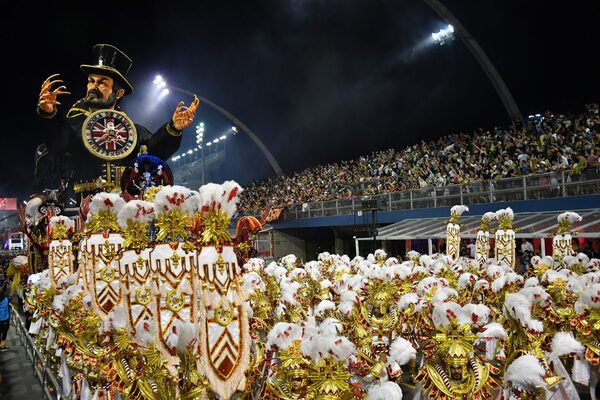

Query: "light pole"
left=196, top=122, right=205, bottom=185
left=153, top=76, right=283, bottom=176
left=424, top=0, right=524, bottom=125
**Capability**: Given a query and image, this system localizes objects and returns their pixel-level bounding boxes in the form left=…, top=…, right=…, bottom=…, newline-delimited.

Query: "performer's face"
left=85, top=74, right=123, bottom=108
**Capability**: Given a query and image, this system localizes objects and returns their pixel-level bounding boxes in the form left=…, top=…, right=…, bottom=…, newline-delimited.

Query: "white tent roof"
left=360, top=208, right=600, bottom=240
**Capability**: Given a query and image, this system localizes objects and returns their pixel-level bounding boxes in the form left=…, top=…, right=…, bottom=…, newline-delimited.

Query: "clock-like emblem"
left=82, top=110, right=138, bottom=160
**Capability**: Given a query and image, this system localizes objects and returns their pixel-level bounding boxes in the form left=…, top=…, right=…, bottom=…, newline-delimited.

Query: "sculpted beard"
left=82, top=89, right=117, bottom=109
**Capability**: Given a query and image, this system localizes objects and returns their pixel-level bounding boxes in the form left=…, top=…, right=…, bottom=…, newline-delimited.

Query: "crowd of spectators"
left=239, top=103, right=599, bottom=211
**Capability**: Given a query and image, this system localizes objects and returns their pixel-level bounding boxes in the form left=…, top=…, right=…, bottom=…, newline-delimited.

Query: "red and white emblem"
left=82, top=110, right=137, bottom=160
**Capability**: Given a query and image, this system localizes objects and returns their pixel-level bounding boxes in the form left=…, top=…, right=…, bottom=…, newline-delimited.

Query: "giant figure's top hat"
left=80, top=44, right=133, bottom=95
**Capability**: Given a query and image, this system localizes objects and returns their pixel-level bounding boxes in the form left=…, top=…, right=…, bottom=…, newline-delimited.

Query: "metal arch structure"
left=168, top=85, right=284, bottom=176
left=424, top=0, right=524, bottom=125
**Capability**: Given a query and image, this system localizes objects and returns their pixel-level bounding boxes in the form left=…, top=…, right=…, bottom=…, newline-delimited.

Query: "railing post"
left=321, top=201, right=324, bottom=216
left=335, top=200, right=339, bottom=215
left=523, top=176, right=527, bottom=200
left=410, top=191, right=413, bottom=209
left=489, top=182, right=494, bottom=203
left=561, top=171, right=566, bottom=197
left=388, top=193, right=392, bottom=211
left=460, top=185, right=464, bottom=205
left=433, top=189, right=437, bottom=208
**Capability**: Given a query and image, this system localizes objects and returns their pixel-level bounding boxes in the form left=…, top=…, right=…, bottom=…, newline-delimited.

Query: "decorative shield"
left=119, top=248, right=155, bottom=332
left=149, top=243, right=197, bottom=355
left=553, top=233, right=573, bottom=263
left=475, top=231, right=490, bottom=268
left=83, top=233, right=124, bottom=316
left=48, top=240, right=74, bottom=285
left=196, top=246, right=250, bottom=400
left=82, top=110, right=137, bottom=161
left=495, top=229, right=516, bottom=269
left=446, top=223, right=461, bottom=262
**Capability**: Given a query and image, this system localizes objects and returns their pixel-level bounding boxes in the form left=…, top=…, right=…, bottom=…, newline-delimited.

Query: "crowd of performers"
left=8, top=183, right=600, bottom=400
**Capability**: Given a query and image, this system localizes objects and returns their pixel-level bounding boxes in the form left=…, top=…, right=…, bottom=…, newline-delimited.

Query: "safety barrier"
left=10, top=304, right=64, bottom=400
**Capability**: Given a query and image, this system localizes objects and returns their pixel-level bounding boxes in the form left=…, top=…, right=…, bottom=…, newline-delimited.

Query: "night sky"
left=2, top=0, right=597, bottom=201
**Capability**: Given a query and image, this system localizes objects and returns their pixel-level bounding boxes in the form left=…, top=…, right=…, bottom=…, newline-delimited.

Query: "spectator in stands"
left=238, top=104, right=599, bottom=211
left=0, top=288, right=9, bottom=350
left=520, top=239, right=534, bottom=255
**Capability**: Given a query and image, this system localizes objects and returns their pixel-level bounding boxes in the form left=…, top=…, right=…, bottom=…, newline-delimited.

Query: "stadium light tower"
left=196, top=122, right=205, bottom=185
left=424, top=0, right=523, bottom=124
left=152, top=75, right=283, bottom=176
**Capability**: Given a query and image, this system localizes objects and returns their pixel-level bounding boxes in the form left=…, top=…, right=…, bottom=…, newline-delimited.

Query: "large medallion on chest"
left=82, top=109, right=137, bottom=160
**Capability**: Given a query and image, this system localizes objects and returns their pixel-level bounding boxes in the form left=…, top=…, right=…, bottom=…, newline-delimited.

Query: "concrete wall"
left=272, top=230, right=306, bottom=260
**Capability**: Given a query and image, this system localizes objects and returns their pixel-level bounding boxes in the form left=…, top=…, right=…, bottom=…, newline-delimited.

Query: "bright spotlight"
left=213, top=138, right=220, bottom=143
left=153, top=75, right=164, bottom=85
left=159, top=88, right=170, bottom=98
left=206, top=142, right=212, bottom=147
left=187, top=150, right=193, bottom=155
left=432, top=24, right=455, bottom=45
left=219, top=135, right=227, bottom=140
left=231, top=126, right=238, bottom=133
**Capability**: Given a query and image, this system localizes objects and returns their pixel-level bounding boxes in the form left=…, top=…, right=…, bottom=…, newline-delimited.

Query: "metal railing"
left=10, top=304, right=64, bottom=400
left=251, top=169, right=600, bottom=220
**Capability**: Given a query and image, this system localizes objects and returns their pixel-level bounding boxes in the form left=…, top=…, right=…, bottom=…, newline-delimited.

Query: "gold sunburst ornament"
left=155, top=209, right=190, bottom=242
left=201, top=211, right=231, bottom=245
left=123, top=220, right=150, bottom=251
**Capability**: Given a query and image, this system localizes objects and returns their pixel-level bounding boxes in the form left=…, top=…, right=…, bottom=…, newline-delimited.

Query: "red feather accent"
left=227, top=187, right=239, bottom=202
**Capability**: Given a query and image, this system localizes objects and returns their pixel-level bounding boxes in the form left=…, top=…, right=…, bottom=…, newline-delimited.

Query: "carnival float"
left=11, top=177, right=598, bottom=400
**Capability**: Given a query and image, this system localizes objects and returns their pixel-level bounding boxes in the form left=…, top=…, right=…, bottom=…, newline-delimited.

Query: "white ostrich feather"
left=12, top=255, right=28, bottom=266
left=458, top=272, right=478, bottom=289
left=220, top=180, right=242, bottom=218
left=385, top=257, right=399, bottom=267
left=461, top=303, right=491, bottom=326
left=482, top=211, right=496, bottom=221
left=243, top=272, right=265, bottom=295
left=116, top=200, right=155, bottom=228
left=474, top=279, right=489, bottom=291
left=154, top=185, right=196, bottom=215
left=504, top=354, right=546, bottom=388
left=266, top=322, right=303, bottom=350
left=320, top=317, right=343, bottom=336
left=174, top=321, right=198, bottom=354
left=477, top=322, right=507, bottom=340
left=289, top=268, right=307, bottom=280
left=450, top=205, right=469, bottom=216
left=104, top=306, right=128, bottom=332
left=432, top=287, right=458, bottom=304
left=315, top=300, right=336, bottom=317
left=548, top=331, right=584, bottom=361
left=135, top=320, right=157, bottom=345
left=491, top=275, right=508, bottom=293
left=367, top=381, right=403, bottom=400
left=519, top=286, right=552, bottom=307
left=52, top=294, right=66, bottom=313
left=374, top=249, right=387, bottom=260
left=397, top=293, right=420, bottom=311
left=387, top=336, right=416, bottom=367
left=88, top=192, right=125, bottom=219
left=524, top=277, right=539, bottom=287
left=580, top=283, right=600, bottom=309
left=557, top=211, right=582, bottom=225
left=432, top=301, right=462, bottom=329
left=495, top=207, right=514, bottom=221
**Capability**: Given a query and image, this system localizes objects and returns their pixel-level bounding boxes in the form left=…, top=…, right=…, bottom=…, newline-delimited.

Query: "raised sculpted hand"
left=172, top=96, right=200, bottom=131
left=38, top=74, right=70, bottom=114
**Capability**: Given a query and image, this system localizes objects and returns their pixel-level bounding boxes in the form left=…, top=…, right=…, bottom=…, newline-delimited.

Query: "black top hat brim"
left=80, top=65, right=133, bottom=95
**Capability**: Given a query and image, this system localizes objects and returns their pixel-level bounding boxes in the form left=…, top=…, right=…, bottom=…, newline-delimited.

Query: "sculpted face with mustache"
left=82, top=73, right=125, bottom=109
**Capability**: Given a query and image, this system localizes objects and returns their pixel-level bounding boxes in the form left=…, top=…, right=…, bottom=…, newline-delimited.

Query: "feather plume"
left=315, top=300, right=336, bottom=317
left=450, top=205, right=469, bottom=216
left=220, top=180, right=242, bottom=218
left=387, top=336, right=416, bottom=367
left=88, top=192, right=125, bottom=220
left=504, top=354, right=546, bottom=388
left=367, top=381, right=403, bottom=400
left=49, top=216, right=75, bottom=231
left=548, top=331, right=584, bottom=361
left=477, top=322, right=507, bottom=340
left=116, top=200, right=155, bottom=228
left=154, top=185, right=196, bottom=215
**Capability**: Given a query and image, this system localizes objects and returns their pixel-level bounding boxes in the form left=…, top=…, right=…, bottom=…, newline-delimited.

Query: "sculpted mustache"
left=88, top=89, right=102, bottom=97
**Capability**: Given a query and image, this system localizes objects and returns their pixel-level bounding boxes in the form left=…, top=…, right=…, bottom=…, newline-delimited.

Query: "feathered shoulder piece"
left=448, top=204, right=469, bottom=224
left=495, top=207, right=514, bottom=229
left=86, top=192, right=125, bottom=233
left=48, top=216, right=75, bottom=239
left=556, top=211, right=582, bottom=234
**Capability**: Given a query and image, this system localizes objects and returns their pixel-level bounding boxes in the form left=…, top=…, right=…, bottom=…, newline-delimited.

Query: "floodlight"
left=219, top=135, right=227, bottom=140
left=432, top=24, right=455, bottom=45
